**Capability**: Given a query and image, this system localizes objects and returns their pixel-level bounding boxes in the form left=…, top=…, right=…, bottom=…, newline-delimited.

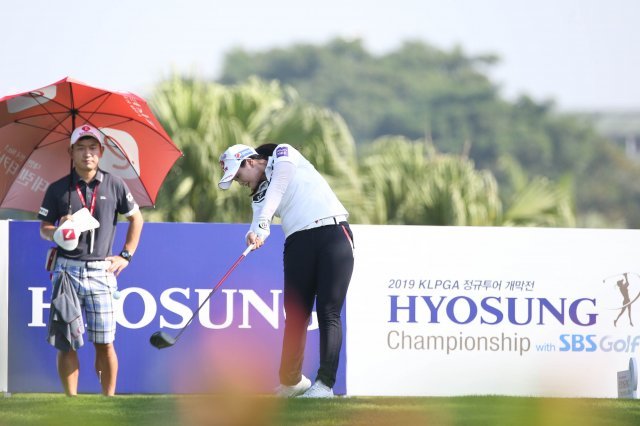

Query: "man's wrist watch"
left=120, top=250, right=133, bottom=262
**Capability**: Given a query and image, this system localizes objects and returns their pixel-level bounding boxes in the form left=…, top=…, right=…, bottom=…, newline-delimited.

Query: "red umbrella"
left=0, top=76, right=182, bottom=211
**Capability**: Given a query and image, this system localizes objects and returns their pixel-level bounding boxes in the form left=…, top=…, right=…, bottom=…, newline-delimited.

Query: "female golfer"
left=218, top=143, right=354, bottom=398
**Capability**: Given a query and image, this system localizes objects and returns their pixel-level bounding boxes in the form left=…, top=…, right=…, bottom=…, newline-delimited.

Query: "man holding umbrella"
left=38, top=124, right=143, bottom=396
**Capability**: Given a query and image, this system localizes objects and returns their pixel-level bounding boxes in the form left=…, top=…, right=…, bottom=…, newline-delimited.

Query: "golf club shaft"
left=172, top=244, right=254, bottom=343
left=602, top=272, right=636, bottom=282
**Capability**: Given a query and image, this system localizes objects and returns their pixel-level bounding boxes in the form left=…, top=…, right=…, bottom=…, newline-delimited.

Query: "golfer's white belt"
left=56, top=257, right=111, bottom=270
left=301, top=215, right=348, bottom=231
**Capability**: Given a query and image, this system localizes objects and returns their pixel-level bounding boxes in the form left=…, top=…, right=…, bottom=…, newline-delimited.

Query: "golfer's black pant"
left=279, top=222, right=354, bottom=388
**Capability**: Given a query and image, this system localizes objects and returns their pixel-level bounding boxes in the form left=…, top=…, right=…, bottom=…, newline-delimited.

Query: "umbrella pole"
left=68, top=109, right=77, bottom=215
left=67, top=159, right=73, bottom=215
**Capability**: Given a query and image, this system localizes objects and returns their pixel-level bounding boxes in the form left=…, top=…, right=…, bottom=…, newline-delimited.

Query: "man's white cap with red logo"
left=52, top=208, right=100, bottom=251
left=53, top=220, right=80, bottom=251
left=70, top=207, right=100, bottom=232
left=70, top=124, right=105, bottom=146
left=218, top=144, right=258, bottom=190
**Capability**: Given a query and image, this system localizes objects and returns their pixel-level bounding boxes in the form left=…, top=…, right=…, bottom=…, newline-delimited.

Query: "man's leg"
left=84, top=267, right=118, bottom=396
left=94, top=343, right=118, bottom=396
left=57, top=350, right=79, bottom=396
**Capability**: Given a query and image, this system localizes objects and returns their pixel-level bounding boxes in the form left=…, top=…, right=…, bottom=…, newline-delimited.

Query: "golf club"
left=602, top=273, right=625, bottom=284
left=150, top=244, right=254, bottom=349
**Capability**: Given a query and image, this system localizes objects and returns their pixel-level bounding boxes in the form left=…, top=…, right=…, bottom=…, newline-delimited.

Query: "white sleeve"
left=258, top=160, right=296, bottom=222
left=246, top=161, right=296, bottom=242
left=247, top=181, right=269, bottom=240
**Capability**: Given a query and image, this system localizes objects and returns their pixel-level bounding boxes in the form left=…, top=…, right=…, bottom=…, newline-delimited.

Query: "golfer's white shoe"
left=299, top=380, right=334, bottom=398
left=275, top=375, right=312, bottom=398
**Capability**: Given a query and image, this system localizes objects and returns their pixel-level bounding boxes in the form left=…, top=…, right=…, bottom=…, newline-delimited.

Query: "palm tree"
left=359, top=137, right=574, bottom=227
left=497, top=155, right=575, bottom=227
left=148, top=75, right=574, bottom=228
left=359, top=136, right=502, bottom=225
left=148, top=75, right=366, bottom=223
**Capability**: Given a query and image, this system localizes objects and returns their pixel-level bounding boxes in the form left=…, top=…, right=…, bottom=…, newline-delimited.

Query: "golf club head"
left=150, top=331, right=176, bottom=349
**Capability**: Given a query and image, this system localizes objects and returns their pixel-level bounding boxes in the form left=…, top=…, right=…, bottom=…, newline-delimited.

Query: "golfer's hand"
left=106, top=255, right=130, bottom=277
left=57, top=214, right=73, bottom=227
left=246, top=232, right=265, bottom=250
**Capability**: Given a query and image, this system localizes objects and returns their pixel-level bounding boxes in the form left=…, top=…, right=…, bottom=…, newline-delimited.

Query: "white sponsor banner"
left=346, top=225, right=640, bottom=398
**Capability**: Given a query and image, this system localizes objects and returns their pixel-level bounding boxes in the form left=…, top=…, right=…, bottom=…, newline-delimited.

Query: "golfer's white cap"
left=218, top=144, right=258, bottom=190
left=53, top=220, right=80, bottom=251
left=71, top=207, right=100, bottom=233
left=70, top=124, right=104, bottom=146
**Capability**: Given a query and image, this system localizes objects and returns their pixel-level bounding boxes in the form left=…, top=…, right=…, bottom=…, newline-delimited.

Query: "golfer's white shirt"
left=249, top=144, right=348, bottom=238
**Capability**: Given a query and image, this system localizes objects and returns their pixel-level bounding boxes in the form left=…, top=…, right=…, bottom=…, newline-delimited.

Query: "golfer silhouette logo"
left=602, top=272, right=640, bottom=327
left=614, top=273, right=637, bottom=327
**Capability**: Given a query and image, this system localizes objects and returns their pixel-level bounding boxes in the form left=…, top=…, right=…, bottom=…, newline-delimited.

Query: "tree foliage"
left=359, top=137, right=574, bottom=227
left=146, top=75, right=574, bottom=228
left=359, top=137, right=501, bottom=225
left=148, top=75, right=368, bottom=224
left=220, top=38, right=640, bottom=228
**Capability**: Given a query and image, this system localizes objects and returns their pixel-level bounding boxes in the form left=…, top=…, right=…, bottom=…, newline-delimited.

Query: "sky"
left=2, top=0, right=639, bottom=111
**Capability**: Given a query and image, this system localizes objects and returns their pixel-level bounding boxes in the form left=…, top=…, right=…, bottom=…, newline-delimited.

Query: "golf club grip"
left=173, top=245, right=254, bottom=341
left=242, top=244, right=254, bottom=257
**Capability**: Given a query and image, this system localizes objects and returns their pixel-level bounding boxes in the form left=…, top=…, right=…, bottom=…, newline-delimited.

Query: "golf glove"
left=248, top=218, right=271, bottom=242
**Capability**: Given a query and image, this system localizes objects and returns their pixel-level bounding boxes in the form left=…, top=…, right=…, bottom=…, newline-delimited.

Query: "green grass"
left=1, top=394, right=640, bottom=426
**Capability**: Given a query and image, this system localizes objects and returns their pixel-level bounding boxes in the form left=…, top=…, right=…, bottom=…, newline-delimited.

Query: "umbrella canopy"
left=0, top=77, right=182, bottom=212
